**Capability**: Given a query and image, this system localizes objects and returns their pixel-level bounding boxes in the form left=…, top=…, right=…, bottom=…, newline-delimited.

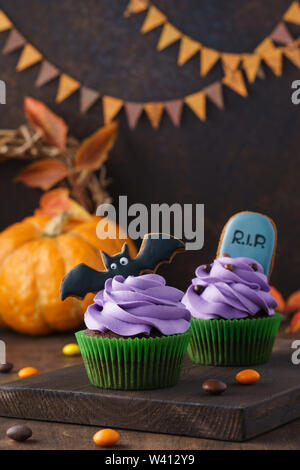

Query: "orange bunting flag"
left=0, top=10, right=12, bottom=32
left=157, top=23, right=181, bottom=51
left=283, top=46, right=300, bottom=68
left=124, top=0, right=149, bottom=17
left=242, top=54, right=261, bottom=83
left=263, top=49, right=282, bottom=76
left=102, top=96, right=124, bottom=124
left=200, top=47, right=220, bottom=76
left=16, top=44, right=43, bottom=71
left=144, top=102, right=164, bottom=129
left=222, top=70, right=248, bottom=97
left=255, top=37, right=277, bottom=57
left=222, top=53, right=241, bottom=72
left=283, top=1, right=300, bottom=25
left=184, top=91, right=206, bottom=121
left=177, top=36, right=201, bottom=66
left=56, top=74, right=80, bottom=103
left=255, top=37, right=282, bottom=76
left=141, top=5, right=166, bottom=33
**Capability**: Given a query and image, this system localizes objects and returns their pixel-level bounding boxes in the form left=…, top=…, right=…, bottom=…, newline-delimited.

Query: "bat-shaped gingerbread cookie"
left=60, top=233, right=185, bottom=300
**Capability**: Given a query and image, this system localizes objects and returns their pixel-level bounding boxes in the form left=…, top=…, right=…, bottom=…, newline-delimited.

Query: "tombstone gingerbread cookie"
left=60, top=233, right=191, bottom=390
left=182, top=212, right=282, bottom=366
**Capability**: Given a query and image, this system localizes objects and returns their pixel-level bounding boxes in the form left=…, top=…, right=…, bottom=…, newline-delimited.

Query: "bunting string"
left=0, top=4, right=300, bottom=130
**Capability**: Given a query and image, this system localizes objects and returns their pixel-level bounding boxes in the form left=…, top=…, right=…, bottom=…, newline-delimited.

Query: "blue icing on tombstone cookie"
left=218, top=212, right=276, bottom=277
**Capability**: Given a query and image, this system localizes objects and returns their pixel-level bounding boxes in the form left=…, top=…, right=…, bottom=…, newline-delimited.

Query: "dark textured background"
left=0, top=0, right=299, bottom=296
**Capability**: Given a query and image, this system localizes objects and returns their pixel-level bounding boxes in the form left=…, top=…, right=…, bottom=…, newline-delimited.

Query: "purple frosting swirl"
left=182, top=257, right=277, bottom=320
left=85, top=274, right=191, bottom=336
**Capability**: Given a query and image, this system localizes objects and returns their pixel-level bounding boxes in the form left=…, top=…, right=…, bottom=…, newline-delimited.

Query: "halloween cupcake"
left=182, top=212, right=282, bottom=366
left=76, top=274, right=191, bottom=389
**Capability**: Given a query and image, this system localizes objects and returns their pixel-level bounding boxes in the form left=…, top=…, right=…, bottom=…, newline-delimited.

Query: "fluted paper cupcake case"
left=76, top=329, right=191, bottom=390
left=187, top=313, right=282, bottom=366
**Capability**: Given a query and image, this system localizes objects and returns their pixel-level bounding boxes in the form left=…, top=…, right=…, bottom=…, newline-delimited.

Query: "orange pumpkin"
left=0, top=194, right=136, bottom=335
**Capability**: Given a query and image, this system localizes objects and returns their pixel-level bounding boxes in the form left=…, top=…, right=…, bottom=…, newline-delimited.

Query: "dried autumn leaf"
left=15, top=159, right=69, bottom=191
left=74, top=121, right=118, bottom=171
left=286, top=290, right=300, bottom=313
left=269, top=286, right=285, bottom=313
left=286, top=311, right=300, bottom=334
left=35, top=188, right=91, bottom=221
left=24, top=96, right=68, bottom=149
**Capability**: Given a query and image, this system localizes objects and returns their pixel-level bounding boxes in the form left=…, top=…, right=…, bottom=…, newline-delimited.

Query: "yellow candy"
left=62, top=343, right=80, bottom=356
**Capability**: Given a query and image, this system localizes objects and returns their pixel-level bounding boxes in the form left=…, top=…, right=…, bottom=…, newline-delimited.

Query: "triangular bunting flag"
left=16, top=44, right=43, bottom=71
left=102, top=96, right=124, bottom=124
left=177, top=36, right=201, bottom=66
left=242, top=53, right=261, bottom=83
left=204, top=82, right=224, bottom=110
left=141, top=5, right=166, bottom=34
left=255, top=37, right=282, bottom=76
left=255, top=37, right=277, bottom=56
left=124, top=0, right=149, bottom=17
left=0, top=10, right=12, bottom=32
left=80, top=87, right=100, bottom=113
left=184, top=91, right=206, bottom=121
left=144, top=102, right=164, bottom=129
left=263, top=50, right=283, bottom=76
left=2, top=29, right=25, bottom=54
left=222, top=70, right=248, bottom=97
left=35, top=60, right=60, bottom=87
left=283, top=46, right=300, bottom=68
left=200, top=47, right=220, bottom=76
left=157, top=23, right=181, bottom=51
left=124, top=102, right=143, bottom=129
left=56, top=74, right=80, bottom=103
left=270, top=22, right=293, bottom=45
left=283, top=1, right=300, bottom=25
left=222, top=53, right=241, bottom=72
left=165, top=99, right=183, bottom=126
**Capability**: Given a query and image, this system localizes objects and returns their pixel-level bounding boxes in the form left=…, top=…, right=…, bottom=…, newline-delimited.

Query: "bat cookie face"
left=60, top=233, right=185, bottom=300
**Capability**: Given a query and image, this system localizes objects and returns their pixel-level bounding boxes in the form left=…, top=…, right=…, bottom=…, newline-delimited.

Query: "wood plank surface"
left=0, top=336, right=299, bottom=442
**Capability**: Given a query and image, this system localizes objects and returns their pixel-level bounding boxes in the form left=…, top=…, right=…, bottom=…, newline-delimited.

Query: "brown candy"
left=222, top=253, right=230, bottom=257
left=202, top=379, right=227, bottom=395
left=194, top=285, right=205, bottom=295
left=250, top=263, right=258, bottom=271
left=203, top=264, right=211, bottom=273
left=224, top=264, right=234, bottom=271
left=6, top=425, right=32, bottom=442
left=0, top=363, right=13, bottom=373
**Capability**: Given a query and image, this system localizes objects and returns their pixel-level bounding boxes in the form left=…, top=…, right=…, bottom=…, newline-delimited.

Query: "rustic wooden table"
left=0, top=327, right=299, bottom=450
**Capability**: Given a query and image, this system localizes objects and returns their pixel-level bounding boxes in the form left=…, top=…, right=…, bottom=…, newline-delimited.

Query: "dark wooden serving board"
left=0, top=338, right=299, bottom=442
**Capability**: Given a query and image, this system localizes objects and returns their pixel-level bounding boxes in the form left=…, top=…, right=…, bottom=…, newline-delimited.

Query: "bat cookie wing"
left=137, top=233, right=185, bottom=274
left=60, top=264, right=110, bottom=300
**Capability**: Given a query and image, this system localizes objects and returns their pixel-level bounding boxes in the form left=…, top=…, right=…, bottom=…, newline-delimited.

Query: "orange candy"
left=236, top=369, right=260, bottom=384
left=18, top=367, right=39, bottom=379
left=93, top=429, right=120, bottom=447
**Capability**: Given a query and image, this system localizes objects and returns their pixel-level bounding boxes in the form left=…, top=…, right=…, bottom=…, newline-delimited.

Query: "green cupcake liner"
left=187, top=313, right=282, bottom=366
left=75, top=329, right=191, bottom=390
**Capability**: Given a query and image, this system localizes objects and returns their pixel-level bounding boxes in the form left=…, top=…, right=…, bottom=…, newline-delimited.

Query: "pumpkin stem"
left=43, top=212, right=72, bottom=237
